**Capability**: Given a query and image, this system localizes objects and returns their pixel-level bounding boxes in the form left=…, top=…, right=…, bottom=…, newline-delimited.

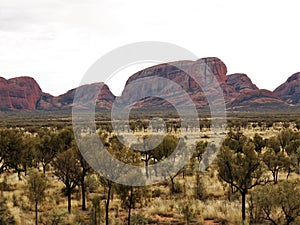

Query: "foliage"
left=252, top=133, right=266, bottom=153
left=0, top=128, right=26, bottom=178
left=130, top=214, right=148, bottom=225
left=0, top=198, right=16, bottom=225
left=26, top=169, right=48, bottom=225
left=250, top=181, right=300, bottom=225
left=217, top=140, right=267, bottom=221
left=52, top=148, right=81, bottom=213
left=263, top=148, right=290, bottom=184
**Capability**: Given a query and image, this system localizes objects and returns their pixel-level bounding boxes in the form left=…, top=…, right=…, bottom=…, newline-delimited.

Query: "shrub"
left=152, top=188, right=162, bottom=198
left=85, top=175, right=99, bottom=193
left=130, top=214, right=148, bottom=225
left=0, top=198, right=16, bottom=225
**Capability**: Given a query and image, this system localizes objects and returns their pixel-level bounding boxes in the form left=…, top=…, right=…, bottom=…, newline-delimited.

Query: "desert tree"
left=278, top=129, right=292, bottom=150
left=108, top=135, right=144, bottom=225
left=217, top=140, right=268, bottom=222
left=26, top=169, right=48, bottom=225
left=85, top=132, right=136, bottom=225
left=52, top=148, right=81, bottom=213
left=151, top=135, right=187, bottom=194
left=266, top=136, right=281, bottom=154
left=223, top=128, right=247, bottom=153
left=36, top=129, right=61, bottom=174
left=131, top=134, right=163, bottom=178
left=263, top=148, right=289, bottom=184
left=271, top=131, right=300, bottom=178
left=57, top=127, right=75, bottom=151
left=115, top=168, right=146, bottom=225
left=21, top=133, right=36, bottom=176
left=71, top=138, right=93, bottom=211
left=0, top=128, right=25, bottom=179
left=193, top=140, right=207, bottom=163
left=116, top=184, right=144, bottom=225
left=252, top=133, right=266, bottom=153
left=250, top=181, right=300, bottom=225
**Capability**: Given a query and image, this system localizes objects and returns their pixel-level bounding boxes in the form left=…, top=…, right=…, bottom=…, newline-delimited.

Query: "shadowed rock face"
left=37, top=83, right=116, bottom=110
left=0, top=76, right=42, bottom=110
left=226, top=74, right=258, bottom=92
left=274, top=72, right=300, bottom=104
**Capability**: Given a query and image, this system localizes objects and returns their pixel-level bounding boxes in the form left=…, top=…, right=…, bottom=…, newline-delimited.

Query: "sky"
left=0, top=0, right=300, bottom=96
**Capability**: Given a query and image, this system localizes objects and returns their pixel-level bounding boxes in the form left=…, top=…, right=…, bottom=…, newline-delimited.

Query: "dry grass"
left=1, top=125, right=300, bottom=225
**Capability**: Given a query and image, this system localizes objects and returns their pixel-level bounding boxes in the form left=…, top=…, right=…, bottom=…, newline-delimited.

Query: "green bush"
left=130, top=214, right=148, bottom=225
left=152, top=188, right=162, bottom=198
left=85, top=175, right=99, bottom=193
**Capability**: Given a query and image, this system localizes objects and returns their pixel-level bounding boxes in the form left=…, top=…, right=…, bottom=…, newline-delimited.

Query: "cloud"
left=0, top=0, right=300, bottom=95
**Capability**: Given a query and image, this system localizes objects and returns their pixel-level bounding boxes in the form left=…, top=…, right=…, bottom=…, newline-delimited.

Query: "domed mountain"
left=0, top=76, right=42, bottom=110
left=274, top=72, right=300, bottom=104
left=0, top=57, right=298, bottom=112
left=120, top=58, right=285, bottom=109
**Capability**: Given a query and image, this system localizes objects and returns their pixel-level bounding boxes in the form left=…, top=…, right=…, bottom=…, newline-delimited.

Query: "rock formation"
left=0, top=76, right=42, bottom=110
left=274, top=72, right=300, bottom=104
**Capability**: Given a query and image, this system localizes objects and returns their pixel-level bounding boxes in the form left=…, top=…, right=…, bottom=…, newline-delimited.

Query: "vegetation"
left=26, top=169, right=48, bottom=225
left=0, top=112, right=300, bottom=224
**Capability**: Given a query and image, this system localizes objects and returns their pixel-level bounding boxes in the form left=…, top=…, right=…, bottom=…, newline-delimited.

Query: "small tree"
left=52, top=148, right=81, bottom=213
left=193, top=141, right=207, bottom=162
left=90, top=196, right=101, bottom=225
left=0, top=128, right=25, bottom=179
left=36, top=130, right=61, bottom=174
left=116, top=184, right=144, bottom=225
left=263, top=148, right=289, bottom=184
left=250, top=181, right=300, bottom=225
left=72, top=142, right=92, bottom=211
left=217, top=140, right=267, bottom=222
left=252, top=133, right=266, bottom=153
left=26, top=169, right=48, bottom=225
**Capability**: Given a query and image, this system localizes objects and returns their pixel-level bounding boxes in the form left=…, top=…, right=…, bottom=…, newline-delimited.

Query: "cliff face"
left=1, top=57, right=300, bottom=112
left=122, top=58, right=284, bottom=109
left=37, top=83, right=115, bottom=110
left=0, top=76, right=42, bottom=110
left=274, top=72, right=300, bottom=104
left=0, top=76, right=115, bottom=111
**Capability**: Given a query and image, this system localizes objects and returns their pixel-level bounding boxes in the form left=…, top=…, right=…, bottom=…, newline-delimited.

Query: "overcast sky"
left=0, top=0, right=299, bottom=96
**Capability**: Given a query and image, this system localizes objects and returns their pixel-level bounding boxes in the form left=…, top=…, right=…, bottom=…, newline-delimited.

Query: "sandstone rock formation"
left=37, top=83, right=115, bottom=110
left=274, top=72, right=300, bottom=104
left=1, top=57, right=299, bottom=112
left=0, top=76, right=42, bottom=110
left=121, top=58, right=285, bottom=109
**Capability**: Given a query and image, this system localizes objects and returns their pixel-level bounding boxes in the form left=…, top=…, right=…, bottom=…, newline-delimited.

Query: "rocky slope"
left=0, top=57, right=299, bottom=111
left=274, top=72, right=300, bottom=104
left=121, top=58, right=285, bottom=109
left=0, top=77, right=42, bottom=111
left=37, top=83, right=115, bottom=110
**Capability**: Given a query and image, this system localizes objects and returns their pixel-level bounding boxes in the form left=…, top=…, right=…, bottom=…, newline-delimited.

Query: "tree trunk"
left=106, top=184, right=112, bottom=225
left=24, top=164, right=27, bottom=176
left=242, top=192, right=246, bottom=222
left=35, top=201, right=38, bottom=225
left=171, top=177, right=175, bottom=194
left=128, top=187, right=133, bottom=225
left=68, top=192, right=72, bottom=214
left=273, top=170, right=278, bottom=184
left=81, top=178, right=86, bottom=211
left=145, top=156, right=149, bottom=178
left=17, top=170, right=22, bottom=181
left=42, top=164, right=46, bottom=174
